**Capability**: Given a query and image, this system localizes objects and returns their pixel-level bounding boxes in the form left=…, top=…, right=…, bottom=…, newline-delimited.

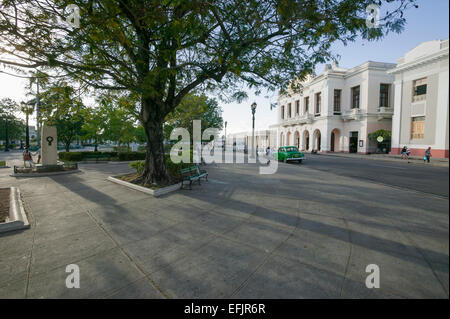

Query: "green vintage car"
left=274, top=146, right=305, bottom=163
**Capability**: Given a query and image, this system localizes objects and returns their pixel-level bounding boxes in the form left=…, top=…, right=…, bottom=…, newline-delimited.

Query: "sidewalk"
left=315, top=152, right=449, bottom=167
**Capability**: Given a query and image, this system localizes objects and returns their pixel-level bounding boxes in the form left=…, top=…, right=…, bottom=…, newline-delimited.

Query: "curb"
left=107, top=176, right=181, bottom=197
left=315, top=153, right=449, bottom=167
left=0, top=187, right=30, bottom=234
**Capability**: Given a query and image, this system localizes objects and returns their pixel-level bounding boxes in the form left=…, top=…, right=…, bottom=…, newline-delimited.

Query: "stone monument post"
left=40, top=125, right=58, bottom=166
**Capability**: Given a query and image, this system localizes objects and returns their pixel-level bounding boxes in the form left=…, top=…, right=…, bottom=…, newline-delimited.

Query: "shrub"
left=130, top=161, right=145, bottom=174
left=59, top=151, right=120, bottom=161
left=118, top=152, right=146, bottom=161
left=58, top=152, right=84, bottom=161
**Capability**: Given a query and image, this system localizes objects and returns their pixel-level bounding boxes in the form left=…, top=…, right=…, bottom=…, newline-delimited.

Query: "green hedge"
left=58, top=151, right=147, bottom=162
left=118, top=152, right=146, bottom=161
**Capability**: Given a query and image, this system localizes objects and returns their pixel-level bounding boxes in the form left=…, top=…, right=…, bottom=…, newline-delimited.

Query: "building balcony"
left=281, top=113, right=314, bottom=126
left=377, top=106, right=394, bottom=120
left=341, top=108, right=361, bottom=121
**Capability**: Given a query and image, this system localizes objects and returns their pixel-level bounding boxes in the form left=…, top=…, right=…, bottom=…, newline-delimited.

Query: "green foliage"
left=0, top=98, right=26, bottom=143
left=97, top=94, right=139, bottom=150
left=0, top=161, right=6, bottom=167
left=130, top=161, right=145, bottom=175
left=58, top=152, right=84, bottom=162
left=58, top=151, right=146, bottom=162
left=118, top=152, right=146, bottom=161
left=39, top=82, right=85, bottom=151
left=165, top=93, right=223, bottom=142
left=368, top=129, right=392, bottom=140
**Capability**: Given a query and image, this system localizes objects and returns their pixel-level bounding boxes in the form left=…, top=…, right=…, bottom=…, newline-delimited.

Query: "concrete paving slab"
left=27, top=248, right=145, bottom=298
left=30, top=227, right=116, bottom=276
left=232, top=255, right=345, bottom=299
left=150, top=237, right=268, bottom=298
left=344, top=246, right=449, bottom=298
left=106, top=278, right=164, bottom=299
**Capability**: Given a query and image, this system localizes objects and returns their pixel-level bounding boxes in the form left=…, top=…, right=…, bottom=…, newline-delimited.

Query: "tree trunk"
left=65, top=141, right=70, bottom=152
left=140, top=100, right=170, bottom=186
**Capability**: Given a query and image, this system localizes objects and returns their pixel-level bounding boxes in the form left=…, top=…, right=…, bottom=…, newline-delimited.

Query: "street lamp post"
left=224, top=121, right=227, bottom=149
left=250, top=102, right=257, bottom=158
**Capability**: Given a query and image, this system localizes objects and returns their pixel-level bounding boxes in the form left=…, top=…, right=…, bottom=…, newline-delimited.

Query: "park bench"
left=180, top=165, right=208, bottom=189
left=83, top=153, right=111, bottom=162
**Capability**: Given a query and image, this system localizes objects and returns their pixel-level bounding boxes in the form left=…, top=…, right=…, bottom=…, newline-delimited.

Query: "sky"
left=0, top=0, right=449, bottom=134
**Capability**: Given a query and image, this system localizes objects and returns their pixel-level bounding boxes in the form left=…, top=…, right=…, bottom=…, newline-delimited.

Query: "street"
left=296, top=154, right=449, bottom=198
left=0, top=152, right=448, bottom=298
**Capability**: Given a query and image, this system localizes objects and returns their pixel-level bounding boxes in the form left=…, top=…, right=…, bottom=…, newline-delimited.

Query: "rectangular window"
left=288, top=103, right=292, bottom=118
left=351, top=86, right=360, bottom=109
left=333, top=89, right=341, bottom=114
left=411, top=116, right=425, bottom=140
left=295, top=100, right=300, bottom=115
left=315, top=92, right=321, bottom=116
left=379, top=84, right=390, bottom=107
left=413, top=78, right=427, bottom=102
left=281, top=105, right=284, bottom=119
left=304, top=97, right=309, bottom=114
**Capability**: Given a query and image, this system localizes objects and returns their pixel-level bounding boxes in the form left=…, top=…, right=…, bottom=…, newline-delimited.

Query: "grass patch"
left=0, top=161, right=6, bottom=167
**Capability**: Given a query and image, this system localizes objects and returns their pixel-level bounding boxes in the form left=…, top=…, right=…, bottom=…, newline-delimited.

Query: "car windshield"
left=285, top=147, right=298, bottom=152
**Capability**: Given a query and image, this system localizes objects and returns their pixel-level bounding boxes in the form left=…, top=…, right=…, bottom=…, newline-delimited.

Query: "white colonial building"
left=226, top=130, right=273, bottom=152
left=273, top=61, right=396, bottom=154
left=388, top=39, right=449, bottom=158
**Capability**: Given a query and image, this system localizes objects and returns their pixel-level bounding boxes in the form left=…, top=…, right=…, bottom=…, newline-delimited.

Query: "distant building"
left=273, top=61, right=396, bottom=154
left=388, top=39, right=449, bottom=158
left=226, top=130, right=273, bottom=151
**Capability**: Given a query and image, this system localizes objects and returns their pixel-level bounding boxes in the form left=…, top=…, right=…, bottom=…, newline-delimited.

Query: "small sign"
left=359, top=140, right=364, bottom=147
left=46, top=136, right=54, bottom=146
left=376, top=136, right=384, bottom=143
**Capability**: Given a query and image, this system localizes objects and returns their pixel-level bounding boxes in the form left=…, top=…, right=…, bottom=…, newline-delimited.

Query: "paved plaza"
left=0, top=151, right=448, bottom=298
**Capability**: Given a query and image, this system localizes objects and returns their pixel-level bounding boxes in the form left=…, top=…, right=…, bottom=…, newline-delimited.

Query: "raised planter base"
left=107, top=175, right=181, bottom=197
left=12, top=169, right=80, bottom=177
left=0, top=187, right=30, bottom=234
left=12, top=163, right=79, bottom=177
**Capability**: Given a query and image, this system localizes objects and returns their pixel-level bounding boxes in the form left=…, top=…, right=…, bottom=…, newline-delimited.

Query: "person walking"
left=424, top=147, right=432, bottom=163
left=401, top=146, right=409, bottom=161
left=22, top=147, right=33, bottom=168
left=400, top=146, right=406, bottom=159
left=266, top=146, right=272, bottom=165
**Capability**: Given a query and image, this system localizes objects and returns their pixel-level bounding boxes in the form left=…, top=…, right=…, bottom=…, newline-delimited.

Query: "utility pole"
left=4, top=117, right=9, bottom=152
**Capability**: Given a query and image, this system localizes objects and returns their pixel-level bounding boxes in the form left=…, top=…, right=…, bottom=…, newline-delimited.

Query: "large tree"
left=0, top=0, right=417, bottom=184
